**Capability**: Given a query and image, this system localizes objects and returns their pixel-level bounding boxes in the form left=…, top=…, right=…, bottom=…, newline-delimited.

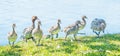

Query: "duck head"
left=82, top=16, right=87, bottom=20
left=12, top=23, right=16, bottom=28
left=57, top=19, right=61, bottom=24
left=32, top=16, right=38, bottom=23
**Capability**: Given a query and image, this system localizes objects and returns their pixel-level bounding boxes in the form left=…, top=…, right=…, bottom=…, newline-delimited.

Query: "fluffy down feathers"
left=91, top=18, right=106, bottom=31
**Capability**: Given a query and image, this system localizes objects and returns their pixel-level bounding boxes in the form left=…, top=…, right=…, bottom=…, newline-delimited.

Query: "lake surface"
left=0, top=0, right=120, bottom=46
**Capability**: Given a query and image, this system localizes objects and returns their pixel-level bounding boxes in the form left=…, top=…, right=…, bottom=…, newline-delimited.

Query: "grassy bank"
left=0, top=34, right=120, bottom=56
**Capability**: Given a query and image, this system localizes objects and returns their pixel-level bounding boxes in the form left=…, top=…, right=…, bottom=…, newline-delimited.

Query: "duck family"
left=7, top=16, right=106, bottom=46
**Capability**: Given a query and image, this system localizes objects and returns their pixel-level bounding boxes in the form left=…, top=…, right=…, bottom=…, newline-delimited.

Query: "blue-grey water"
left=0, top=0, right=120, bottom=46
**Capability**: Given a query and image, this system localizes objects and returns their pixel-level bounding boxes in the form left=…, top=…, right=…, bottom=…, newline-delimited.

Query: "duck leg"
left=38, top=39, right=40, bottom=45
left=103, top=30, right=104, bottom=33
left=97, top=32, right=100, bottom=38
left=93, top=31, right=98, bottom=37
left=65, top=34, right=68, bottom=41
left=56, top=33, right=58, bottom=38
left=31, top=37, right=36, bottom=44
left=37, top=38, right=42, bottom=46
left=12, top=42, right=14, bottom=46
left=51, top=34, right=53, bottom=40
left=94, top=31, right=100, bottom=38
left=73, top=34, right=77, bottom=41
left=9, top=41, right=11, bottom=46
left=25, top=39, right=28, bottom=42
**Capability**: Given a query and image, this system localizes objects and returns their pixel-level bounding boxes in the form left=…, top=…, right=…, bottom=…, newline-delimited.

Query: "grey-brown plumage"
left=48, top=19, right=61, bottom=40
left=23, top=16, right=38, bottom=43
left=64, top=20, right=81, bottom=40
left=32, top=20, right=43, bottom=46
left=8, top=24, right=17, bottom=46
left=91, top=18, right=106, bottom=37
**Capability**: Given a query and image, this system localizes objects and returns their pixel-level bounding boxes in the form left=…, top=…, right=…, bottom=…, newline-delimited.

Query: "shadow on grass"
left=60, top=41, right=78, bottom=53
left=12, top=45, right=21, bottom=48
left=61, top=41, right=78, bottom=53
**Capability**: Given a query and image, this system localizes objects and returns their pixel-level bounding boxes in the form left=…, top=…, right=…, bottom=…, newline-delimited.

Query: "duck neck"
left=82, top=18, right=86, bottom=25
left=57, top=23, right=60, bottom=28
left=32, top=21, right=35, bottom=29
left=37, top=24, right=40, bottom=29
left=12, top=27, right=15, bottom=33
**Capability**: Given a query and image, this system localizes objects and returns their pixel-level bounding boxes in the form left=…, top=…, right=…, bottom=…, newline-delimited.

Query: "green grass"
left=0, top=34, right=120, bottom=56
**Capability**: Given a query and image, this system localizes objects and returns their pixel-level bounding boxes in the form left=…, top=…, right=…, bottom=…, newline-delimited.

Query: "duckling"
left=64, top=20, right=80, bottom=40
left=91, top=18, right=106, bottom=37
left=8, top=24, right=17, bottom=46
left=32, top=20, right=43, bottom=46
left=48, top=19, right=61, bottom=40
left=23, top=16, right=38, bottom=43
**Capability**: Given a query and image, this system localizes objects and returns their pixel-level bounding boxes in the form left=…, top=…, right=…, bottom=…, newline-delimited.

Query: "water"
left=0, top=0, right=120, bottom=46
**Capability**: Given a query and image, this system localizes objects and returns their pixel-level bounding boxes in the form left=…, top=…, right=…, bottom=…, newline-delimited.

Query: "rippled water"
left=0, top=0, right=120, bottom=45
